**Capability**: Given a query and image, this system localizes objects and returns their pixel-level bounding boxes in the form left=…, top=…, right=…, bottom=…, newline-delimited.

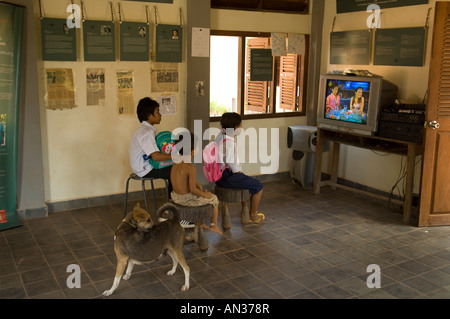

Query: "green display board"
left=250, top=49, right=273, bottom=81
left=120, top=22, right=150, bottom=61
left=83, top=20, right=116, bottom=61
left=156, top=24, right=182, bottom=62
left=330, top=30, right=371, bottom=65
left=41, top=18, right=77, bottom=61
left=374, top=27, right=426, bottom=66
left=0, top=3, right=23, bottom=230
left=336, top=0, right=428, bottom=13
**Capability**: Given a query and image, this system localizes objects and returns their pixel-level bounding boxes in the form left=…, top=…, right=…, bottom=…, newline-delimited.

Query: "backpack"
left=202, top=140, right=226, bottom=182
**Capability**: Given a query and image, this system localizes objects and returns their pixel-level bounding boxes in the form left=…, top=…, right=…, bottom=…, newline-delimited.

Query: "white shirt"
left=130, top=121, right=159, bottom=177
left=215, top=132, right=243, bottom=173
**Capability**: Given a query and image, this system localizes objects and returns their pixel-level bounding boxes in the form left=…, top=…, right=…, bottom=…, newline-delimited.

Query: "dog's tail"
left=156, top=202, right=180, bottom=221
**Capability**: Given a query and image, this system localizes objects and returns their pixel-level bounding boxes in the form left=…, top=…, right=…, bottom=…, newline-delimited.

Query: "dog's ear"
left=134, top=202, right=141, bottom=209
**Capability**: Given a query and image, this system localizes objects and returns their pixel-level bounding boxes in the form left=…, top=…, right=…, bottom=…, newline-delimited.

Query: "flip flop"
left=249, top=213, right=265, bottom=224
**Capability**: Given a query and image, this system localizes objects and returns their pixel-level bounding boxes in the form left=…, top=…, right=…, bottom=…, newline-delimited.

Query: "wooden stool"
left=123, top=173, right=169, bottom=217
left=214, top=186, right=250, bottom=230
left=171, top=202, right=213, bottom=252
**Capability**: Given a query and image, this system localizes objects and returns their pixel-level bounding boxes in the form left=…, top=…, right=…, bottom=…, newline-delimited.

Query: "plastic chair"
left=123, top=173, right=169, bottom=217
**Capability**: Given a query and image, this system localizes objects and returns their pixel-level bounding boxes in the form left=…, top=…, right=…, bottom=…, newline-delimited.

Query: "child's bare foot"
left=209, top=223, right=223, bottom=235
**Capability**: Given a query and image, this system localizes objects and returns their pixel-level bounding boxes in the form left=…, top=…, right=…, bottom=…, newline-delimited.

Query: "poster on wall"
left=45, top=69, right=77, bottom=110
left=330, top=30, right=371, bottom=65
left=156, top=24, right=182, bottom=62
left=373, top=27, right=426, bottom=66
left=0, top=3, right=24, bottom=230
left=250, top=49, right=273, bottom=81
left=151, top=62, right=179, bottom=92
left=120, top=22, right=150, bottom=61
left=157, top=95, right=176, bottom=116
left=336, top=0, right=428, bottom=13
left=191, top=27, right=210, bottom=57
left=83, top=20, right=115, bottom=61
left=86, top=68, right=106, bottom=106
left=41, top=18, right=77, bottom=61
left=271, top=33, right=287, bottom=56
left=288, top=33, right=306, bottom=55
left=117, top=70, right=135, bottom=115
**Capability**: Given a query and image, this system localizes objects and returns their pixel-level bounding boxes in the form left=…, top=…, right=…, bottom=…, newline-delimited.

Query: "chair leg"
left=221, top=202, right=232, bottom=230
left=241, top=201, right=250, bottom=224
left=141, top=180, right=150, bottom=213
left=195, top=220, right=209, bottom=252
left=123, top=177, right=132, bottom=217
left=164, top=179, right=170, bottom=201
left=150, top=179, right=157, bottom=213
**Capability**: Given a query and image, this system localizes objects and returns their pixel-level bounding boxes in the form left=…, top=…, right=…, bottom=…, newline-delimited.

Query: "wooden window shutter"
left=245, top=38, right=270, bottom=113
left=279, top=53, right=298, bottom=111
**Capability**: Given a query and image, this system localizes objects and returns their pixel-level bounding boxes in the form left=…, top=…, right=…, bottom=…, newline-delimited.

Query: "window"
left=210, top=30, right=308, bottom=120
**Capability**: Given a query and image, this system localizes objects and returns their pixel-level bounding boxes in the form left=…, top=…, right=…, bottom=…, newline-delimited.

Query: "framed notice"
left=336, top=0, right=428, bottom=13
left=330, top=30, right=371, bottom=65
left=120, top=22, right=149, bottom=61
left=156, top=24, right=182, bottom=62
left=250, top=49, right=273, bottom=81
left=83, top=20, right=115, bottom=61
left=373, top=27, right=426, bottom=66
left=41, top=18, right=77, bottom=61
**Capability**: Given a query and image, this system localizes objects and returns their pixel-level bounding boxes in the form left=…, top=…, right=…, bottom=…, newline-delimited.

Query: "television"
left=316, top=73, right=398, bottom=136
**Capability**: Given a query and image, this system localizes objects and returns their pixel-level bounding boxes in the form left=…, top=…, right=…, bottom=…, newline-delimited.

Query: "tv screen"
left=323, top=79, right=371, bottom=125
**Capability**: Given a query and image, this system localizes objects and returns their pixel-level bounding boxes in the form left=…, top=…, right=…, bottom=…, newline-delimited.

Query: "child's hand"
left=204, top=191, right=213, bottom=199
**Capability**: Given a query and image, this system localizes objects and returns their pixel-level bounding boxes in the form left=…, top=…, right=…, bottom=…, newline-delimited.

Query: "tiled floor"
left=1, top=178, right=450, bottom=299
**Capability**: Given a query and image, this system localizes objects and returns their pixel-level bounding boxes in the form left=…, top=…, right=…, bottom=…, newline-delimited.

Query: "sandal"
left=249, top=213, right=265, bottom=224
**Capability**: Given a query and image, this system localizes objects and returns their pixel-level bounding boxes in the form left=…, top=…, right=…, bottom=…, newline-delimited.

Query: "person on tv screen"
left=326, top=86, right=341, bottom=113
left=350, top=87, right=365, bottom=115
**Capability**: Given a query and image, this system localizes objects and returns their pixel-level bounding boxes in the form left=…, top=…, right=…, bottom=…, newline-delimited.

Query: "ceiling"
left=210, top=0, right=309, bottom=14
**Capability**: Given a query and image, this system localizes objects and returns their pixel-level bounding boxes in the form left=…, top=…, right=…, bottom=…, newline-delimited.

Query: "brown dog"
left=103, top=202, right=190, bottom=296
left=122, top=202, right=154, bottom=231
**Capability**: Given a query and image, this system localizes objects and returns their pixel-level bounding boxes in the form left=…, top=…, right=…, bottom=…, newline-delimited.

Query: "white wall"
left=36, top=0, right=187, bottom=203
left=210, top=7, right=312, bottom=176
left=320, top=0, right=445, bottom=194
left=36, top=0, right=312, bottom=204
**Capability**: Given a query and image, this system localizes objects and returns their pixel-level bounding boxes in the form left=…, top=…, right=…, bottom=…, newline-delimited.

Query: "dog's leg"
left=165, top=249, right=179, bottom=276
left=171, top=249, right=190, bottom=292
left=103, top=251, right=128, bottom=297
left=123, top=260, right=135, bottom=280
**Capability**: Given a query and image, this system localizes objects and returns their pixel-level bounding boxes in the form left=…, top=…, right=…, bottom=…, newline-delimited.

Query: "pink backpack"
left=202, top=140, right=226, bottom=182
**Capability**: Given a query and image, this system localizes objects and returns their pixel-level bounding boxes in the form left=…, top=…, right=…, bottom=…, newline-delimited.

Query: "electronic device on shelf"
left=377, top=101, right=425, bottom=143
left=316, top=73, right=398, bottom=136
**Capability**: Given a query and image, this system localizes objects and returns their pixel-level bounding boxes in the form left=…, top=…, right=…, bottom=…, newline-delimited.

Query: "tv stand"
left=313, top=128, right=424, bottom=225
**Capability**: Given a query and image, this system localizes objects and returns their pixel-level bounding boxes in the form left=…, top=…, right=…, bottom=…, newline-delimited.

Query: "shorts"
left=215, top=169, right=263, bottom=195
left=171, top=191, right=219, bottom=208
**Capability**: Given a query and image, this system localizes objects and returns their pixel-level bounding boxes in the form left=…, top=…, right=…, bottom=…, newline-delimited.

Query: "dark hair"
left=174, top=131, right=198, bottom=156
left=220, top=112, right=242, bottom=130
left=137, top=97, right=159, bottom=122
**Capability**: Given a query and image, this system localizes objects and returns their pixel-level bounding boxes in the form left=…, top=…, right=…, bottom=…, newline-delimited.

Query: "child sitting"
left=170, top=132, right=223, bottom=235
left=215, top=112, right=265, bottom=224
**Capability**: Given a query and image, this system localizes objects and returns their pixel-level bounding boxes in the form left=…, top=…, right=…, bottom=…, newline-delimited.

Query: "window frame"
left=209, top=30, right=309, bottom=121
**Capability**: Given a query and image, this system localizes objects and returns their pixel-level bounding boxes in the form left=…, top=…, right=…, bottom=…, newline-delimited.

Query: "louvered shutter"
left=279, top=54, right=298, bottom=111
left=245, top=38, right=270, bottom=113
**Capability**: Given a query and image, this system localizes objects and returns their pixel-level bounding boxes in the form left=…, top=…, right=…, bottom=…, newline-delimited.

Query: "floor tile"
left=1, top=178, right=449, bottom=299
